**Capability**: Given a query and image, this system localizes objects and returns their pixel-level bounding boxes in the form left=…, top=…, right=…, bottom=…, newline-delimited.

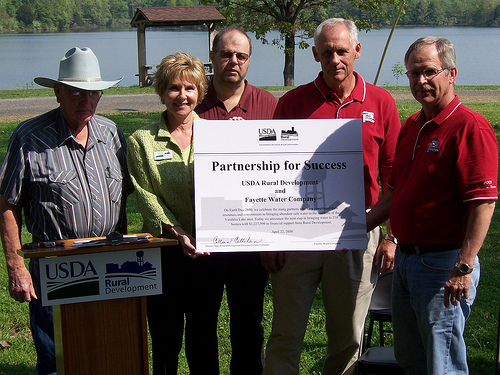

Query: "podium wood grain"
left=55, top=297, right=148, bottom=374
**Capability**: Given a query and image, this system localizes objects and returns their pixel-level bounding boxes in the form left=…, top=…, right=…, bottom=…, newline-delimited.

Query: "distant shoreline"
left=2, top=24, right=500, bottom=36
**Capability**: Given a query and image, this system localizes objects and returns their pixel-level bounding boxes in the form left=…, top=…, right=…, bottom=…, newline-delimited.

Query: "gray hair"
left=404, top=36, right=456, bottom=71
left=314, top=18, right=359, bottom=49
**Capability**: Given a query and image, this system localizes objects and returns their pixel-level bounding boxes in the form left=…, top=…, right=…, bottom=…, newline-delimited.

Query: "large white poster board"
left=194, top=119, right=367, bottom=252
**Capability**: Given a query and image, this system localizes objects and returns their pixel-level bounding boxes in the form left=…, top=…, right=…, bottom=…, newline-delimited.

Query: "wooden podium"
left=20, top=235, right=177, bottom=375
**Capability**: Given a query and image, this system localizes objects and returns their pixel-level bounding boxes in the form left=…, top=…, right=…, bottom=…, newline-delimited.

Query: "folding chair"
left=357, top=271, right=404, bottom=375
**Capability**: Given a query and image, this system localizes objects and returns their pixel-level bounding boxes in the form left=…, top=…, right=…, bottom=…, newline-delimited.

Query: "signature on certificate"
left=213, top=236, right=263, bottom=245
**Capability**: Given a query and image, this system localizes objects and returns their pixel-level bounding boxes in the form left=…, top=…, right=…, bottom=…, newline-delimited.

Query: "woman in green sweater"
left=127, top=52, right=207, bottom=374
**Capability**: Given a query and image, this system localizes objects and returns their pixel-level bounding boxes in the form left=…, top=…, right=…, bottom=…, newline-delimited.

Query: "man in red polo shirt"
left=194, top=26, right=277, bottom=375
left=262, top=18, right=401, bottom=375
left=367, top=36, right=497, bottom=374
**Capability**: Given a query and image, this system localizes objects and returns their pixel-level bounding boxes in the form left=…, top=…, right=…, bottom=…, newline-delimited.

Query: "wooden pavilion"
left=130, top=6, right=225, bottom=86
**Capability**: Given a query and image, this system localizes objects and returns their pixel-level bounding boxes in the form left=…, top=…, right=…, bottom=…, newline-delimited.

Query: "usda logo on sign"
left=39, top=248, right=162, bottom=306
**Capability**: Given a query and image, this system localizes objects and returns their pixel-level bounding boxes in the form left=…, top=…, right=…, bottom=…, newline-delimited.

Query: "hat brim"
left=34, top=77, right=123, bottom=90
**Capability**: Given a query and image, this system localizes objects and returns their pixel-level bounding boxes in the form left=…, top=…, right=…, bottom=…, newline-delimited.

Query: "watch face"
left=456, top=262, right=472, bottom=273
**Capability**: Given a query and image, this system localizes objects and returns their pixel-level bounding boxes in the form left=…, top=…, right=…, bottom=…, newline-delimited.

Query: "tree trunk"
left=283, top=32, right=295, bottom=86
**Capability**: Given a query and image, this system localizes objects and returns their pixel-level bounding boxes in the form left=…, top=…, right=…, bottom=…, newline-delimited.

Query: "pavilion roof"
left=131, top=6, right=225, bottom=28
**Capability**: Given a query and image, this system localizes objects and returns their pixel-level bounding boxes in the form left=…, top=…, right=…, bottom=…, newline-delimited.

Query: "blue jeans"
left=29, top=259, right=57, bottom=375
left=392, top=247, right=479, bottom=375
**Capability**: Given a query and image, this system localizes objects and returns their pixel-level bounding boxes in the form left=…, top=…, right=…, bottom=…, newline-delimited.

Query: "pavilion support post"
left=208, top=22, right=217, bottom=52
left=137, top=24, right=147, bottom=86
left=204, top=22, right=218, bottom=78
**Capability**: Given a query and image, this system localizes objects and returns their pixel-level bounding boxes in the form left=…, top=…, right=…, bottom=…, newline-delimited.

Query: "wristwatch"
left=384, top=234, right=398, bottom=245
left=454, top=262, right=473, bottom=274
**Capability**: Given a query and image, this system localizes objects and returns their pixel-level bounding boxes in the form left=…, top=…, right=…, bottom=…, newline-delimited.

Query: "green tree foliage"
left=0, top=0, right=201, bottom=31
left=108, top=0, right=129, bottom=26
left=5, top=0, right=22, bottom=16
left=16, top=2, right=34, bottom=25
left=200, top=0, right=406, bottom=85
left=33, top=0, right=72, bottom=29
left=0, top=0, right=499, bottom=34
left=78, top=0, right=111, bottom=26
left=398, top=0, right=500, bottom=25
left=391, top=60, right=405, bottom=85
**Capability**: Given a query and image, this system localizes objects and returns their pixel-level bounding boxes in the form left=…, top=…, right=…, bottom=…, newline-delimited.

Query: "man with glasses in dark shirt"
left=196, top=26, right=277, bottom=121
left=0, top=47, right=132, bottom=375
left=194, top=27, right=277, bottom=375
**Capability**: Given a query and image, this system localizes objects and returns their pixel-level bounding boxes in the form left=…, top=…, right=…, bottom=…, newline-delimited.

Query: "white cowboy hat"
left=34, top=47, right=123, bottom=90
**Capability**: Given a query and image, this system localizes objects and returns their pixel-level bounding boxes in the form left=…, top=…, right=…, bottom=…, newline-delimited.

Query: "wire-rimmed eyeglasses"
left=405, top=68, right=447, bottom=81
left=214, top=50, right=250, bottom=65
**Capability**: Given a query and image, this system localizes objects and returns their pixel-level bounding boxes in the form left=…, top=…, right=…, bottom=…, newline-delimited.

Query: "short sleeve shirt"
left=388, top=95, right=498, bottom=244
left=195, top=80, right=277, bottom=120
left=273, top=72, right=401, bottom=208
left=0, top=108, right=132, bottom=241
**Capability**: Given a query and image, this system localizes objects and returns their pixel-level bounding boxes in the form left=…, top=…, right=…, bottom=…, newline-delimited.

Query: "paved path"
left=0, top=94, right=165, bottom=123
left=1, top=90, right=498, bottom=123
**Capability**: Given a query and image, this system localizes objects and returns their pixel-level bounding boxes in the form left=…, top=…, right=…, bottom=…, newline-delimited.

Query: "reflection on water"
left=0, top=27, right=498, bottom=90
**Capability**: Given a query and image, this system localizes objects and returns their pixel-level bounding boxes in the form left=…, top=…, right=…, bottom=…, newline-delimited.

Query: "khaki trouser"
left=265, top=227, right=381, bottom=375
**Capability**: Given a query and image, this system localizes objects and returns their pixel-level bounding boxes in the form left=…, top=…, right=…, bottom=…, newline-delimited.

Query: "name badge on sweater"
left=154, top=150, right=172, bottom=161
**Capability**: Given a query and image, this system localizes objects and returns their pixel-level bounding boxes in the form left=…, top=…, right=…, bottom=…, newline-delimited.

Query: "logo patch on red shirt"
left=427, top=140, right=440, bottom=153
left=482, top=180, right=497, bottom=189
left=362, top=111, right=375, bottom=123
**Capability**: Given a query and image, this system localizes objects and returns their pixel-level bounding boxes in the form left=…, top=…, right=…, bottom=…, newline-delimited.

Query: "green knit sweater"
left=127, top=111, right=201, bottom=238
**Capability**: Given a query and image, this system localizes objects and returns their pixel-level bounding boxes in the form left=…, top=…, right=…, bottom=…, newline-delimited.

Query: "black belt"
left=399, top=243, right=462, bottom=254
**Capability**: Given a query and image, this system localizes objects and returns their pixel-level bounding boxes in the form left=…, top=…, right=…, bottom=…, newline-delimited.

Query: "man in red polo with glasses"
left=367, top=36, right=498, bottom=374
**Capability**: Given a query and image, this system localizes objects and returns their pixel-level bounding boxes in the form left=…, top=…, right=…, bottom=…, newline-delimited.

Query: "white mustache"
left=415, top=84, right=435, bottom=91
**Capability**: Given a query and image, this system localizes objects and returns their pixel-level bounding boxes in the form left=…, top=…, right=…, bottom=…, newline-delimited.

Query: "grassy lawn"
left=0, top=99, right=498, bottom=374
left=1, top=84, right=499, bottom=100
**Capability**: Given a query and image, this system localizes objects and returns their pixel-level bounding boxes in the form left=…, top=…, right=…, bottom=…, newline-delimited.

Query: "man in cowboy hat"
left=0, top=47, right=132, bottom=375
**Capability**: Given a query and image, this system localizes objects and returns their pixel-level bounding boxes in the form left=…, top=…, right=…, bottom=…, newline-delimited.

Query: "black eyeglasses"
left=214, top=50, right=250, bottom=65
left=63, top=86, right=103, bottom=100
left=405, top=68, right=447, bottom=81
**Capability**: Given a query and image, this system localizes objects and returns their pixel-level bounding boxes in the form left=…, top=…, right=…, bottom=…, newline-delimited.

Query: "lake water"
left=0, top=27, right=498, bottom=90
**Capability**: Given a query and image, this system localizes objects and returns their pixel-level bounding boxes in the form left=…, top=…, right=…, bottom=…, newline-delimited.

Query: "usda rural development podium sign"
left=39, top=248, right=162, bottom=306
